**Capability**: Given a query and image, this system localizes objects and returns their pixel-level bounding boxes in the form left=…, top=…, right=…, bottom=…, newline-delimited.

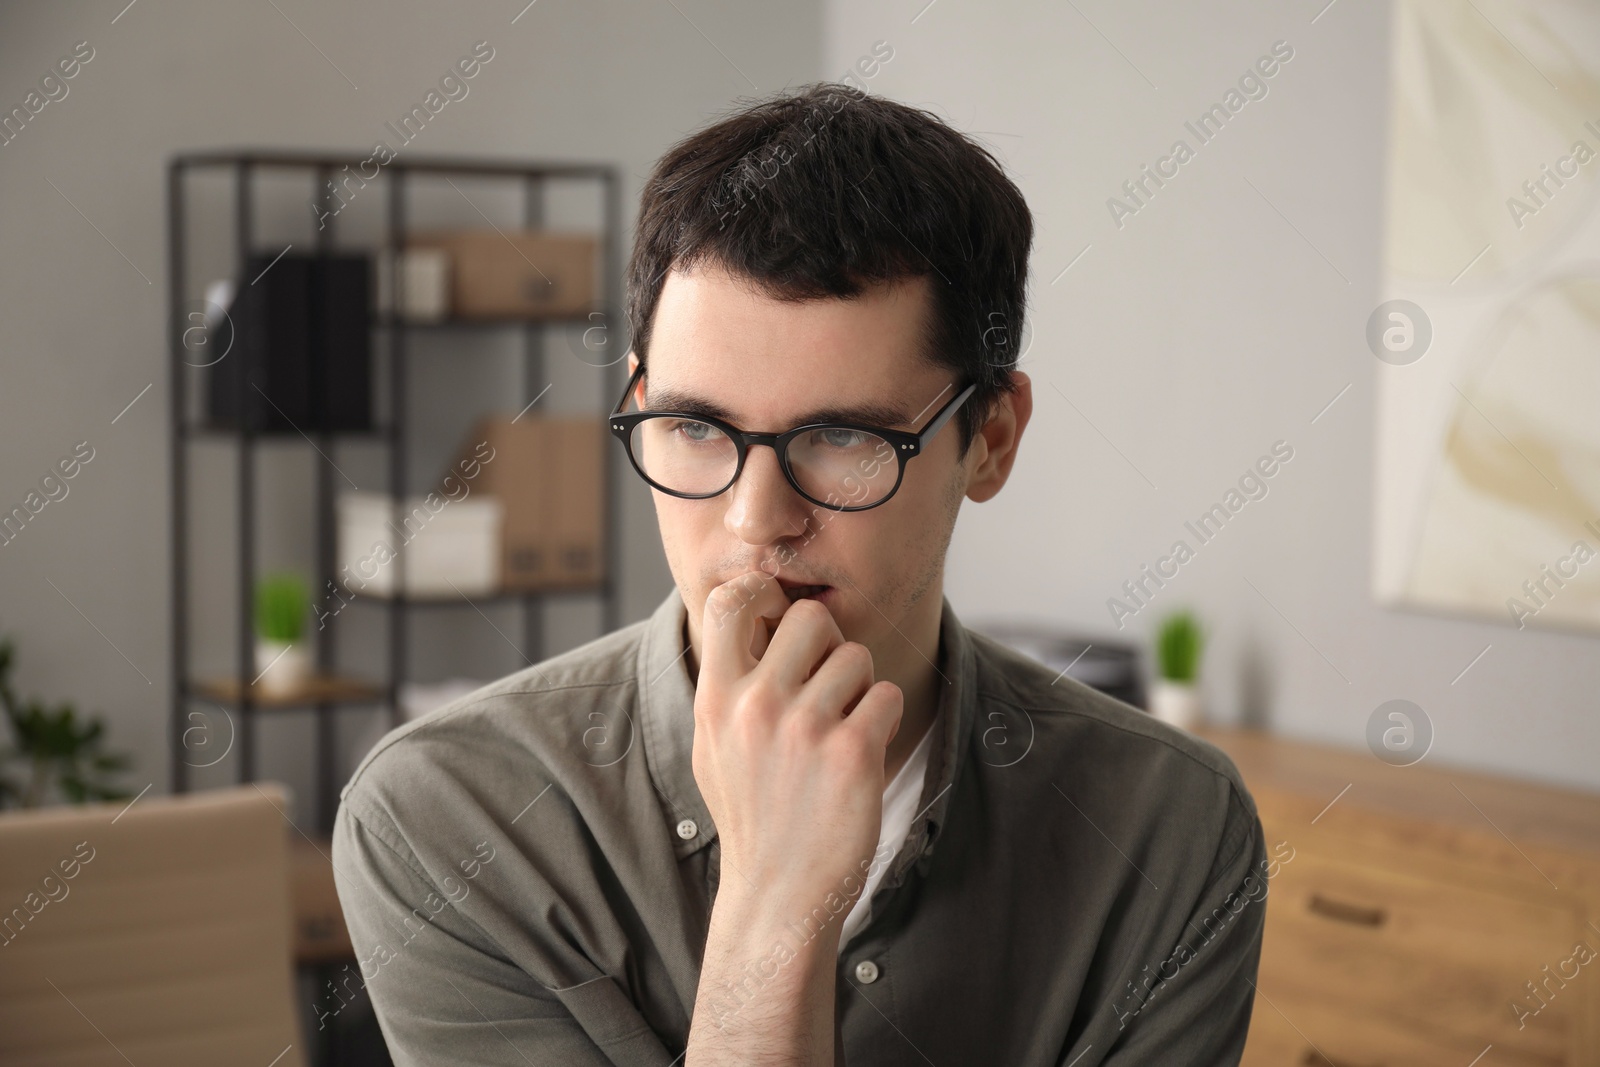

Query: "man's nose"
left=723, top=443, right=813, bottom=547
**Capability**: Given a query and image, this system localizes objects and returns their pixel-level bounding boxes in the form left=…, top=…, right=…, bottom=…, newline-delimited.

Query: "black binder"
left=207, top=252, right=371, bottom=433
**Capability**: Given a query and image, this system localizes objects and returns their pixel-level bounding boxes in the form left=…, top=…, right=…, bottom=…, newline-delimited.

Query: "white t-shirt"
left=837, top=708, right=941, bottom=951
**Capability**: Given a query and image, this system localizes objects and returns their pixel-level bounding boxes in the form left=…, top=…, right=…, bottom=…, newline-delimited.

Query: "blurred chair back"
left=0, top=782, right=307, bottom=1067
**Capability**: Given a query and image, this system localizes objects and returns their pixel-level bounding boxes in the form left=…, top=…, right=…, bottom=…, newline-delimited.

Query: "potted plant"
left=1150, top=610, right=1204, bottom=730
left=0, top=635, right=134, bottom=809
left=255, top=572, right=311, bottom=696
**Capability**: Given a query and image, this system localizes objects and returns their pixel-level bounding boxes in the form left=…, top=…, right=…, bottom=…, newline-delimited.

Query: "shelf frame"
left=168, top=149, right=625, bottom=837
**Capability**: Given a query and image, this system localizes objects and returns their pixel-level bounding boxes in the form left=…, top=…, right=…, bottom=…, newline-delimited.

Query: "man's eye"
left=814, top=427, right=870, bottom=449
left=669, top=420, right=718, bottom=443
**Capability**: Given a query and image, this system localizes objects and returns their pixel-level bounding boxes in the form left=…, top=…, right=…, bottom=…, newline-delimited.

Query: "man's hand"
left=684, top=570, right=903, bottom=1064
left=692, top=570, right=903, bottom=906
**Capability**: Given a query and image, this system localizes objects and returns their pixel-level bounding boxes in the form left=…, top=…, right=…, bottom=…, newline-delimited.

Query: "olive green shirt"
left=332, top=587, right=1269, bottom=1065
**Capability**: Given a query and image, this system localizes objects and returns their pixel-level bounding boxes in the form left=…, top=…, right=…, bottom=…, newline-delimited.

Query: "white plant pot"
left=1149, top=679, right=1202, bottom=731
left=255, top=639, right=310, bottom=696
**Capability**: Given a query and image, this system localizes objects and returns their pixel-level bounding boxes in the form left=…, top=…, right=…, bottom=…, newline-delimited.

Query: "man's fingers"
left=701, top=571, right=791, bottom=681
left=797, top=638, right=874, bottom=719
left=843, top=680, right=903, bottom=756
left=758, top=598, right=846, bottom=690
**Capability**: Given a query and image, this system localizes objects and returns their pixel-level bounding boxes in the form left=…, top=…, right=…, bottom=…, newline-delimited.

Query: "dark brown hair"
left=626, top=82, right=1034, bottom=453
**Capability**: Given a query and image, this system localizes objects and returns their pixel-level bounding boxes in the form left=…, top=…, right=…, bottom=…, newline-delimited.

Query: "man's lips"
left=775, top=578, right=832, bottom=601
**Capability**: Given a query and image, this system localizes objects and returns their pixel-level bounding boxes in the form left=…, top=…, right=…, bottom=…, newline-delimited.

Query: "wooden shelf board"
left=345, top=582, right=605, bottom=606
left=374, top=312, right=598, bottom=328
left=193, top=675, right=386, bottom=709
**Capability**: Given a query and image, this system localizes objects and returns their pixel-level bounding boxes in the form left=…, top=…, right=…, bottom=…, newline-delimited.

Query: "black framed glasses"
left=608, top=363, right=976, bottom=512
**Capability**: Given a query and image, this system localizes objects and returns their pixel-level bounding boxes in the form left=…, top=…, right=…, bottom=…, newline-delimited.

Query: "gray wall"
left=825, top=0, right=1600, bottom=790
left=0, top=0, right=819, bottom=822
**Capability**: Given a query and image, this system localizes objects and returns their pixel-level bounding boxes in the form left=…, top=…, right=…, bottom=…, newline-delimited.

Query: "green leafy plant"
left=1156, top=611, right=1204, bottom=684
left=255, top=572, right=309, bottom=643
left=0, top=636, right=134, bottom=809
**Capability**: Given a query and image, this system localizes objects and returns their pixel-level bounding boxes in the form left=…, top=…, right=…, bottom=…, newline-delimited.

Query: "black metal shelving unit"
left=167, top=150, right=625, bottom=841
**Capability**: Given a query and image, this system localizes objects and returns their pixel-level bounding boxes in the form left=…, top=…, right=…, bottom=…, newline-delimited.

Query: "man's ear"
left=625, top=350, right=645, bottom=408
left=965, top=370, right=1032, bottom=504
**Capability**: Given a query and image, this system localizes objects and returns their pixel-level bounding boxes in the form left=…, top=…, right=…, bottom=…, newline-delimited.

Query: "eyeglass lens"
left=629, top=417, right=901, bottom=507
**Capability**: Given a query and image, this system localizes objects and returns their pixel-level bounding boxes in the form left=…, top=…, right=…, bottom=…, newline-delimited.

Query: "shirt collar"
left=636, top=585, right=978, bottom=870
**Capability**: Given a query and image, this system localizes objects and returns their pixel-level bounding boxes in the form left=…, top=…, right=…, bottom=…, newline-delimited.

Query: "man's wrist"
left=698, top=886, right=843, bottom=1028
left=716, top=881, right=847, bottom=948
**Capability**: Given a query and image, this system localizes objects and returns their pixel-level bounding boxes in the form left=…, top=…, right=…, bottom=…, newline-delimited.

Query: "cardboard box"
left=548, top=417, right=604, bottom=585
left=461, top=416, right=606, bottom=591
left=407, top=229, right=598, bottom=320
left=337, top=490, right=502, bottom=597
left=467, top=419, right=550, bottom=587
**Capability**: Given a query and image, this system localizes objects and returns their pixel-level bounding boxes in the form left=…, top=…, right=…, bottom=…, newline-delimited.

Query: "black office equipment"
left=973, top=621, right=1147, bottom=710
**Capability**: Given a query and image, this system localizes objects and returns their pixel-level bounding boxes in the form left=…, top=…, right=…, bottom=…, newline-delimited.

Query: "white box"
left=337, top=491, right=501, bottom=597
left=374, top=248, right=450, bottom=321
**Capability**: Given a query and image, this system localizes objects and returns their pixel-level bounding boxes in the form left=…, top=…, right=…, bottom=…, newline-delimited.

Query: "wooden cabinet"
left=290, top=835, right=353, bottom=965
left=1196, top=727, right=1600, bottom=1067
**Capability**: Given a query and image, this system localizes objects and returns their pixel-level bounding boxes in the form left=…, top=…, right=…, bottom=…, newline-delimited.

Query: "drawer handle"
left=1306, top=892, right=1387, bottom=927
left=1301, top=1050, right=1382, bottom=1067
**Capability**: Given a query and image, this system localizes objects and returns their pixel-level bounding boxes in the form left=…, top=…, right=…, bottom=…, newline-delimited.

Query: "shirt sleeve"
left=330, top=798, right=672, bottom=1067
left=1087, top=790, right=1270, bottom=1067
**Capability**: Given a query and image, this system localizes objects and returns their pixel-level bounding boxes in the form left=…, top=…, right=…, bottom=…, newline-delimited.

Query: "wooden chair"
left=0, top=782, right=307, bottom=1066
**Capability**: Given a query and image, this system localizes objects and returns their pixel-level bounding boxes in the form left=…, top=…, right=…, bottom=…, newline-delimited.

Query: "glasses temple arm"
left=916, top=382, right=977, bottom=444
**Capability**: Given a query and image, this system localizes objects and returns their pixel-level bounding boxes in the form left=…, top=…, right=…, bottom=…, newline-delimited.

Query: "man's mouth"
left=776, top=579, right=832, bottom=602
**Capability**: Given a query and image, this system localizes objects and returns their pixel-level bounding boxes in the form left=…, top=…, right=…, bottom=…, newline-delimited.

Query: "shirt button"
left=676, top=819, right=698, bottom=840
left=854, top=960, right=880, bottom=984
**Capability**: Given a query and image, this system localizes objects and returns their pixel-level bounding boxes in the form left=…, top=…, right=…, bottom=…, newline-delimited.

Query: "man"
left=332, top=83, right=1270, bottom=1066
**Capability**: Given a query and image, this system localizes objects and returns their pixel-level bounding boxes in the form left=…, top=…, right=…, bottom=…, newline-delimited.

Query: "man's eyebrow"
left=644, top=386, right=914, bottom=429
